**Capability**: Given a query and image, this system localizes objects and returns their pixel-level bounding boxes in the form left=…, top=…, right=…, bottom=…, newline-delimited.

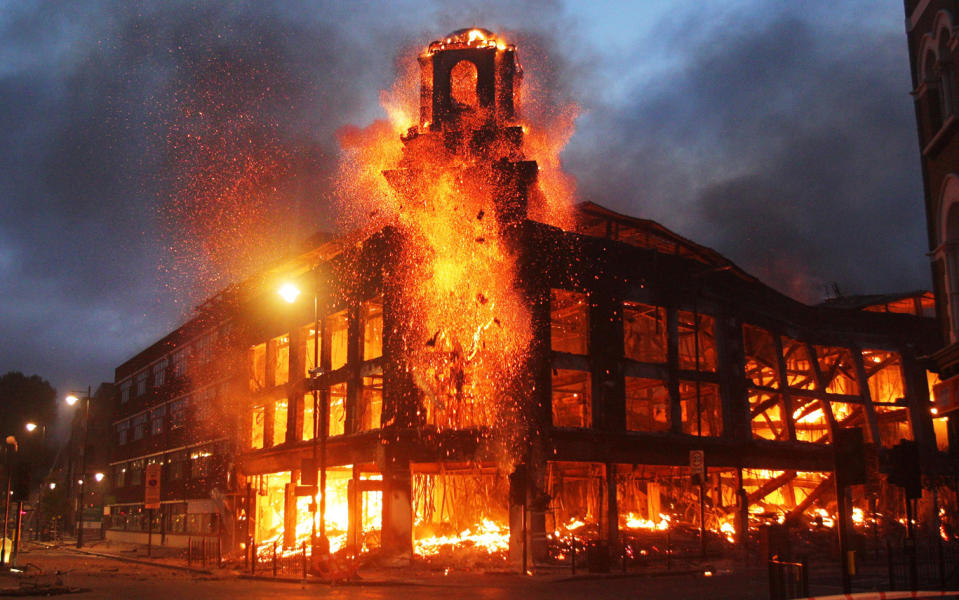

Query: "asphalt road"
left=1, top=546, right=778, bottom=599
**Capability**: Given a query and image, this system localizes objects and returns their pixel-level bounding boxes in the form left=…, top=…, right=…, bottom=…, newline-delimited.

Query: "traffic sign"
left=144, top=463, right=161, bottom=509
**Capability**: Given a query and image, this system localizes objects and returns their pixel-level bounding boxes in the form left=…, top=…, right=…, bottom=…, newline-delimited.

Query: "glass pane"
left=551, top=289, right=588, bottom=354
left=743, top=325, right=779, bottom=388
left=329, top=383, right=347, bottom=436
left=792, top=397, right=830, bottom=443
left=302, top=393, right=315, bottom=441
left=273, top=334, right=290, bottom=386
left=625, top=377, right=670, bottom=432
left=362, top=298, right=384, bottom=361
left=251, top=405, right=265, bottom=449
left=862, top=350, right=904, bottom=403
left=678, top=311, right=717, bottom=371
left=249, top=343, right=266, bottom=391
left=360, top=375, right=383, bottom=431
left=623, top=302, right=666, bottom=363
left=273, top=399, right=287, bottom=446
left=679, top=381, right=722, bottom=436
left=328, top=311, right=349, bottom=370
left=815, top=346, right=859, bottom=395
left=551, top=370, right=592, bottom=428
left=749, top=391, right=787, bottom=441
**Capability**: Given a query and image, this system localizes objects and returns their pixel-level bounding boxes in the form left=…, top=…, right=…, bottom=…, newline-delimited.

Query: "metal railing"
left=186, top=537, right=222, bottom=569
left=768, top=556, right=809, bottom=600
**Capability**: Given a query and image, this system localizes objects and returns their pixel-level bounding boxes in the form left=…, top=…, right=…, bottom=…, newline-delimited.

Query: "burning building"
left=106, top=29, right=950, bottom=567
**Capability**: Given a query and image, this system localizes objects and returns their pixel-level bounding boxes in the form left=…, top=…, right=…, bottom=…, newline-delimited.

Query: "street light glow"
left=65, top=394, right=79, bottom=406
left=48, top=482, right=56, bottom=490
left=278, top=282, right=301, bottom=304
left=94, top=472, right=104, bottom=482
left=24, top=423, right=37, bottom=432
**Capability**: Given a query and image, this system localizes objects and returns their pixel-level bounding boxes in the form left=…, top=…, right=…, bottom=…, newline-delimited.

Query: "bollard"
left=272, top=541, right=277, bottom=577
left=302, top=541, right=308, bottom=579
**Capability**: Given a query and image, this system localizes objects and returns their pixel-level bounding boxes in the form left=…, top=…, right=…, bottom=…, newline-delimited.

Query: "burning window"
left=251, top=404, right=265, bottom=449
left=934, top=416, right=950, bottom=452
left=782, top=336, right=817, bottom=390
left=328, top=310, right=349, bottom=371
left=679, top=381, right=722, bottom=436
left=792, top=397, right=830, bottom=443
left=412, top=466, right=509, bottom=559
left=814, top=345, right=859, bottom=395
left=250, top=343, right=266, bottom=392
left=678, top=311, right=716, bottom=371
left=741, top=469, right=831, bottom=528
left=551, top=289, right=588, bottom=354
left=254, top=472, right=290, bottom=545
left=359, top=374, right=383, bottom=431
left=190, top=447, right=214, bottom=479
left=623, top=302, right=667, bottom=363
left=302, top=393, right=315, bottom=441
left=749, top=391, right=787, bottom=441
left=863, top=350, right=911, bottom=447
left=552, top=369, right=592, bottom=428
left=362, top=298, right=383, bottom=360
left=546, top=462, right=606, bottom=542
left=743, top=325, right=779, bottom=388
left=273, top=399, right=288, bottom=446
left=625, top=377, right=670, bottom=432
left=450, top=60, right=479, bottom=109
left=330, top=382, right=346, bottom=436
left=272, top=334, right=290, bottom=387
left=302, top=324, right=320, bottom=378
left=829, top=401, right=870, bottom=442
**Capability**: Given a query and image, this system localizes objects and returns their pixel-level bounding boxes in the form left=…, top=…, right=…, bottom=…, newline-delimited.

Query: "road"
left=1, top=545, right=778, bottom=599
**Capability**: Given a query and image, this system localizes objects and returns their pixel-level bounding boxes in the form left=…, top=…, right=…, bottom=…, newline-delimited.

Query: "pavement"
left=0, top=539, right=947, bottom=599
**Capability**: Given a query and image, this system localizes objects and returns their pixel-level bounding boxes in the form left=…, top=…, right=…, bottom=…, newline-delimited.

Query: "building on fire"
left=104, top=29, right=951, bottom=564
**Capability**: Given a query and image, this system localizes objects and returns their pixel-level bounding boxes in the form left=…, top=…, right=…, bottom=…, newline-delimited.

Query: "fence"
left=186, top=537, right=222, bottom=569
left=768, top=556, right=809, bottom=600
left=886, top=539, right=959, bottom=591
left=248, top=541, right=309, bottom=579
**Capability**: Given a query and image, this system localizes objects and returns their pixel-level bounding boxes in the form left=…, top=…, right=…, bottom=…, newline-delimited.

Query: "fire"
left=414, top=518, right=509, bottom=557
left=624, top=512, right=671, bottom=531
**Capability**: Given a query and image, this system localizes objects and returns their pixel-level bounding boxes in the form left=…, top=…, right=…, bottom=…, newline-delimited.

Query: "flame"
left=414, top=518, right=509, bottom=557
left=624, top=512, right=671, bottom=531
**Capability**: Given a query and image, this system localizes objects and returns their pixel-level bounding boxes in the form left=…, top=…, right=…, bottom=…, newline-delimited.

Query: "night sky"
left=0, top=0, right=928, bottom=393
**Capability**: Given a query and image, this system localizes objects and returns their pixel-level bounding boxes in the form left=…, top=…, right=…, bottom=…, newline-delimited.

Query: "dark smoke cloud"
left=565, top=3, right=926, bottom=302
left=0, top=0, right=928, bottom=391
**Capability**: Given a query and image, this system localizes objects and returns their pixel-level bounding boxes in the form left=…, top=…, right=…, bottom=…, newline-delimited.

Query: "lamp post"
left=24, top=422, right=46, bottom=542
left=279, top=282, right=329, bottom=557
left=65, top=386, right=91, bottom=548
left=1, top=435, right=17, bottom=566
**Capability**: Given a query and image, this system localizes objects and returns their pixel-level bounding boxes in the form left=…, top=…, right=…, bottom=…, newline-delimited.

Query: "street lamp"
left=65, top=386, right=92, bottom=548
left=279, top=281, right=329, bottom=558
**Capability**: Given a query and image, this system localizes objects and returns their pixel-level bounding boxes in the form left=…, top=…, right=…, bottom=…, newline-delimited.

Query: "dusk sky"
left=0, top=0, right=928, bottom=394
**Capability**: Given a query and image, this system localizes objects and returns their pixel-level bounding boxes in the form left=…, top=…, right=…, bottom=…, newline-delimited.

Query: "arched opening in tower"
left=450, top=60, right=479, bottom=111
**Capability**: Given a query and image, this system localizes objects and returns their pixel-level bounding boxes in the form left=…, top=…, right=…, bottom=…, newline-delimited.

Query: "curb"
left=62, top=547, right=215, bottom=576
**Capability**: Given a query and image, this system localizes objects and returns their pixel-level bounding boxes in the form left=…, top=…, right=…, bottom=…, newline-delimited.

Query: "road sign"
left=690, top=450, right=704, bottom=476
left=144, top=463, right=161, bottom=509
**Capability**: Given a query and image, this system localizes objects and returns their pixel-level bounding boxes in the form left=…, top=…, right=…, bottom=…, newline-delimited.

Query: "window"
left=328, top=310, right=349, bottom=370
left=120, top=380, right=132, bottom=404
left=551, top=370, right=591, bottom=428
left=303, top=394, right=315, bottom=441
left=359, top=375, right=382, bottom=431
left=114, top=464, right=127, bottom=488
left=132, top=413, right=148, bottom=440
left=116, top=420, right=130, bottom=445
left=782, top=336, right=816, bottom=390
left=551, top=289, right=588, bottom=354
left=150, top=405, right=166, bottom=436
left=273, top=399, right=288, bottom=446
left=625, top=377, right=670, bottom=432
left=250, top=343, right=267, bottom=391
left=303, top=324, right=321, bottom=378
left=129, top=459, right=144, bottom=486
left=814, top=345, right=859, bottom=395
left=251, top=405, right=265, bottom=449
left=329, top=383, right=347, bottom=436
left=172, top=347, right=189, bottom=378
left=169, top=502, right=186, bottom=533
left=135, top=371, right=148, bottom=396
left=152, top=358, right=168, bottom=387
left=679, top=381, right=721, bottom=436
left=167, top=450, right=188, bottom=481
left=190, top=447, right=213, bottom=479
left=677, top=311, right=716, bottom=371
left=169, top=397, right=188, bottom=430
left=362, top=298, right=383, bottom=360
left=743, top=325, right=779, bottom=388
left=749, top=391, right=786, bottom=441
left=623, top=302, right=666, bottom=363
left=272, top=334, right=290, bottom=387
left=863, top=349, right=911, bottom=447
left=792, top=397, right=830, bottom=443
left=195, top=334, right=213, bottom=365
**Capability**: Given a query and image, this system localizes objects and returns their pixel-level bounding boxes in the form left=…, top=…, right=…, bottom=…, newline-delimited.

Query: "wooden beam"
left=785, top=474, right=834, bottom=524
left=748, top=470, right=797, bottom=504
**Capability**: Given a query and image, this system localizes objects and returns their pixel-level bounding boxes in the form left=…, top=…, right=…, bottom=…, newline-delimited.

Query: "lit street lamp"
left=279, top=281, right=329, bottom=558
left=65, top=386, right=92, bottom=548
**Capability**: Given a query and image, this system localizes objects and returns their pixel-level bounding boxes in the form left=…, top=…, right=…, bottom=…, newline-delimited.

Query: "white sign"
left=689, top=450, right=705, bottom=476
